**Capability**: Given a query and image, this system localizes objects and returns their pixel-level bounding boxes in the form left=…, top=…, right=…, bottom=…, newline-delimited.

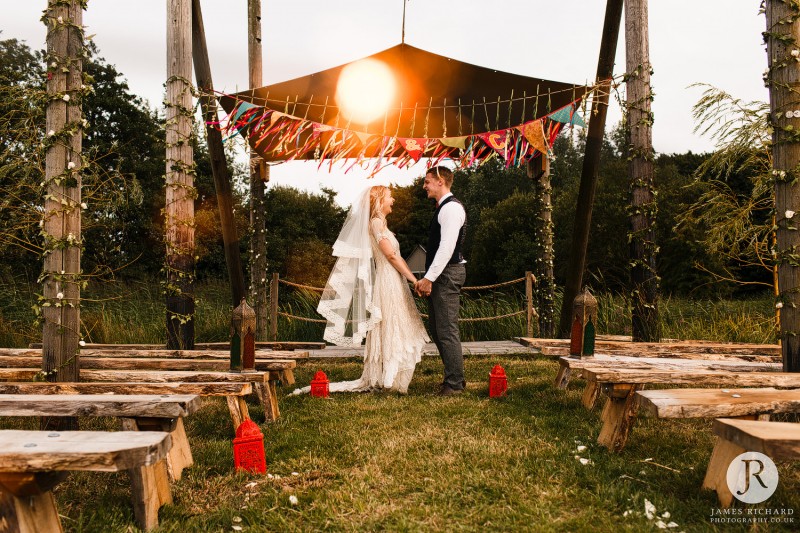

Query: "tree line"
left=0, top=38, right=770, bottom=300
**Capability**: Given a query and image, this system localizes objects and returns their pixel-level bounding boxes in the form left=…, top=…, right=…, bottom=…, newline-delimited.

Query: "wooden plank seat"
left=0, top=430, right=172, bottom=531
left=581, top=368, right=800, bottom=453
left=703, top=419, right=800, bottom=507
left=0, top=368, right=286, bottom=423
left=27, top=341, right=324, bottom=351
left=517, top=337, right=780, bottom=360
left=554, top=355, right=781, bottom=392
left=0, top=382, right=254, bottom=431
left=636, top=388, right=800, bottom=419
left=0, top=394, right=201, bottom=482
left=1, top=347, right=308, bottom=360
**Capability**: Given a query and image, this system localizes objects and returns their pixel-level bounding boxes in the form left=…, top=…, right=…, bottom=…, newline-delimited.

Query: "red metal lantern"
left=310, top=371, right=330, bottom=398
left=489, top=364, right=508, bottom=397
left=233, top=419, right=267, bottom=474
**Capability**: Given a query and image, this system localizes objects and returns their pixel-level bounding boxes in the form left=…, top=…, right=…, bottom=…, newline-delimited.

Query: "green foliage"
left=261, top=186, right=346, bottom=285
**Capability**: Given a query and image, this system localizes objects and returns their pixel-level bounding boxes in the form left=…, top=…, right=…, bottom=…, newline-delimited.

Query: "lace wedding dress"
left=293, top=220, right=429, bottom=395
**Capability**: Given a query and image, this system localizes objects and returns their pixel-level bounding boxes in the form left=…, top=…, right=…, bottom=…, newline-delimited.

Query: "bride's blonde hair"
left=369, top=185, right=390, bottom=224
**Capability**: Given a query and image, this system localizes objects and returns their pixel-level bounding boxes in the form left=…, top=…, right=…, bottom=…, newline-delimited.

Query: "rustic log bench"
left=0, top=429, right=171, bottom=531
left=0, top=394, right=200, bottom=482
left=0, top=356, right=295, bottom=422
left=517, top=337, right=780, bottom=360
left=702, top=418, right=800, bottom=507
left=554, top=355, right=781, bottom=394
left=0, top=368, right=287, bottom=422
left=580, top=368, right=800, bottom=452
left=0, top=381, right=254, bottom=431
left=2, top=347, right=307, bottom=360
left=28, top=341, right=325, bottom=351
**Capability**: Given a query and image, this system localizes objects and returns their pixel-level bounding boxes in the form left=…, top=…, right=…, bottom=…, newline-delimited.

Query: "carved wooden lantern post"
left=569, top=287, right=597, bottom=358
left=231, top=298, right=256, bottom=372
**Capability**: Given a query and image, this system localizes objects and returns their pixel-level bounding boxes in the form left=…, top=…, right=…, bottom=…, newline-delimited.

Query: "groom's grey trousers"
left=428, top=263, right=466, bottom=390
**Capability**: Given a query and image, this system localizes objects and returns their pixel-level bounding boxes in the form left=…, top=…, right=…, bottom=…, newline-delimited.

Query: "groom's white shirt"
left=424, top=192, right=467, bottom=282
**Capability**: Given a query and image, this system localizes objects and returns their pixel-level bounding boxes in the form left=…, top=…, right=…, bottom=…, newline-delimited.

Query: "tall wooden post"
left=42, top=0, right=83, bottom=430
left=191, top=0, right=246, bottom=308
left=249, top=0, right=269, bottom=340
left=527, top=157, right=554, bottom=337
left=625, top=0, right=659, bottom=342
left=558, top=0, right=624, bottom=338
left=165, top=0, right=195, bottom=349
left=766, top=1, right=800, bottom=372
left=269, top=273, right=279, bottom=341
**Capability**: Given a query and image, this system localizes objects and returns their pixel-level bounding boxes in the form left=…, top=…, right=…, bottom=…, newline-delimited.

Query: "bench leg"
left=0, top=472, right=67, bottom=533
left=123, top=418, right=193, bottom=481
left=282, top=368, right=295, bottom=386
left=226, top=395, right=251, bottom=431
left=254, top=382, right=280, bottom=422
left=128, top=459, right=171, bottom=531
left=581, top=381, right=601, bottom=409
left=554, top=365, right=571, bottom=389
left=597, top=384, right=643, bottom=452
left=702, top=436, right=745, bottom=508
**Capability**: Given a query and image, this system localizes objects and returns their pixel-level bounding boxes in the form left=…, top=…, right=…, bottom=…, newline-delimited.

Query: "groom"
left=415, top=166, right=467, bottom=396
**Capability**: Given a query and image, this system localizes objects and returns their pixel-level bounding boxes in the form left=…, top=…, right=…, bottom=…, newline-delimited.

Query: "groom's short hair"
left=427, top=166, right=454, bottom=187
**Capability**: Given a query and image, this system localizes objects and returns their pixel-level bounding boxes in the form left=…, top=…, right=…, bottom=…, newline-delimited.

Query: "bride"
left=292, top=185, right=430, bottom=395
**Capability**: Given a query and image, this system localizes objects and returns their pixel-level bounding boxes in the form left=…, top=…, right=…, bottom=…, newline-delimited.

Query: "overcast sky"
left=1, top=0, right=768, bottom=206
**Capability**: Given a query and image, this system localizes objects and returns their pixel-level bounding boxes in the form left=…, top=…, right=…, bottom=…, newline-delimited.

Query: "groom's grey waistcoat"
left=425, top=196, right=466, bottom=272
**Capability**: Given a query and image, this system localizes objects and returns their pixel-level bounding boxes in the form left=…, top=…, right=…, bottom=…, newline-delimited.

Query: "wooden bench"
left=0, top=430, right=171, bottom=531
left=703, top=418, right=800, bottom=507
left=580, top=367, right=800, bottom=452
left=0, top=394, right=201, bottom=482
left=0, top=381, right=254, bottom=431
left=0, top=359, right=294, bottom=422
left=554, top=355, right=781, bottom=394
left=27, top=341, right=324, bottom=351
left=636, top=388, right=800, bottom=419
left=1, top=347, right=308, bottom=360
left=518, top=337, right=780, bottom=360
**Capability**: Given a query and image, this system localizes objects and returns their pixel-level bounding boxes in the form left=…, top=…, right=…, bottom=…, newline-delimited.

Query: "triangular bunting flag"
left=439, top=136, right=468, bottom=150
left=548, top=104, right=585, bottom=126
left=478, top=131, right=510, bottom=160
left=399, top=138, right=428, bottom=162
left=519, top=119, right=548, bottom=154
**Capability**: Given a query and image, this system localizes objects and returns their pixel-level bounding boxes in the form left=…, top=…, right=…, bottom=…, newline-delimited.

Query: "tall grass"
left=0, top=276, right=778, bottom=346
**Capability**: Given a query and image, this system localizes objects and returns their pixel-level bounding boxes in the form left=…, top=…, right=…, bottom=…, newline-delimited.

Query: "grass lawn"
left=3, top=353, right=798, bottom=532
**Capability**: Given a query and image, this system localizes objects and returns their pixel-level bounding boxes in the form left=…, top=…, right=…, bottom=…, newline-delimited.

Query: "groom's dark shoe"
left=437, top=384, right=463, bottom=397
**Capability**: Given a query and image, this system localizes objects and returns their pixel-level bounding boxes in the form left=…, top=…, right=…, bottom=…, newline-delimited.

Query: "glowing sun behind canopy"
left=335, top=58, right=396, bottom=125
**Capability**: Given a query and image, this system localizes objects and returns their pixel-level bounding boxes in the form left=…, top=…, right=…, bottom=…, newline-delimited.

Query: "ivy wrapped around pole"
left=40, top=0, right=88, bottom=430
left=165, top=0, right=196, bottom=349
left=625, top=0, right=660, bottom=342
left=765, top=0, right=800, bottom=372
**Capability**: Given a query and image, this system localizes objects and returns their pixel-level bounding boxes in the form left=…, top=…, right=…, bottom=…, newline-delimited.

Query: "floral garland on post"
left=763, top=0, right=800, bottom=361
left=34, top=0, right=91, bottom=381
left=621, top=56, right=661, bottom=341
left=162, top=73, right=198, bottom=339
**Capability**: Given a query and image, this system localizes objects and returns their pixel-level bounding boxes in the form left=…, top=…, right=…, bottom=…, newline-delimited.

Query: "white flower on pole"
left=47, top=130, right=55, bottom=137
left=62, top=94, right=70, bottom=102
left=56, top=292, right=64, bottom=299
left=79, top=340, right=85, bottom=346
left=81, top=202, right=88, bottom=210
left=776, top=302, right=784, bottom=309
left=57, top=16, right=63, bottom=24
left=793, top=49, right=800, bottom=57
left=786, top=210, right=795, bottom=219
left=68, top=162, right=76, bottom=170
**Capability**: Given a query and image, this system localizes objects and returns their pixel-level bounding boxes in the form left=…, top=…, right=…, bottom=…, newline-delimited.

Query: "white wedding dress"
left=294, top=220, right=429, bottom=394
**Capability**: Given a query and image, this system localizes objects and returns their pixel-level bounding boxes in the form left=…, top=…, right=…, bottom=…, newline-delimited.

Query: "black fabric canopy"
left=220, top=43, right=588, bottom=138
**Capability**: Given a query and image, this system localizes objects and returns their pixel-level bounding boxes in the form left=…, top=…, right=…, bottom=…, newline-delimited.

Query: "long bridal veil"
left=316, top=186, right=382, bottom=347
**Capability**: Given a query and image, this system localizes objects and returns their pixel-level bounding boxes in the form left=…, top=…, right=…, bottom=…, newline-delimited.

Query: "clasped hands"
left=414, top=278, right=432, bottom=297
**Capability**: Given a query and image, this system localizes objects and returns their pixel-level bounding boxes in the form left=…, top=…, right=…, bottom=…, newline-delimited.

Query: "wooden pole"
left=249, top=0, right=269, bottom=340
left=557, top=0, right=624, bottom=338
left=625, top=0, right=659, bottom=342
left=269, top=273, right=279, bottom=341
left=165, top=0, right=195, bottom=349
left=527, top=157, right=554, bottom=337
left=41, top=0, right=83, bottom=430
left=766, top=1, right=800, bottom=372
left=525, top=271, right=535, bottom=338
left=191, top=0, right=246, bottom=308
